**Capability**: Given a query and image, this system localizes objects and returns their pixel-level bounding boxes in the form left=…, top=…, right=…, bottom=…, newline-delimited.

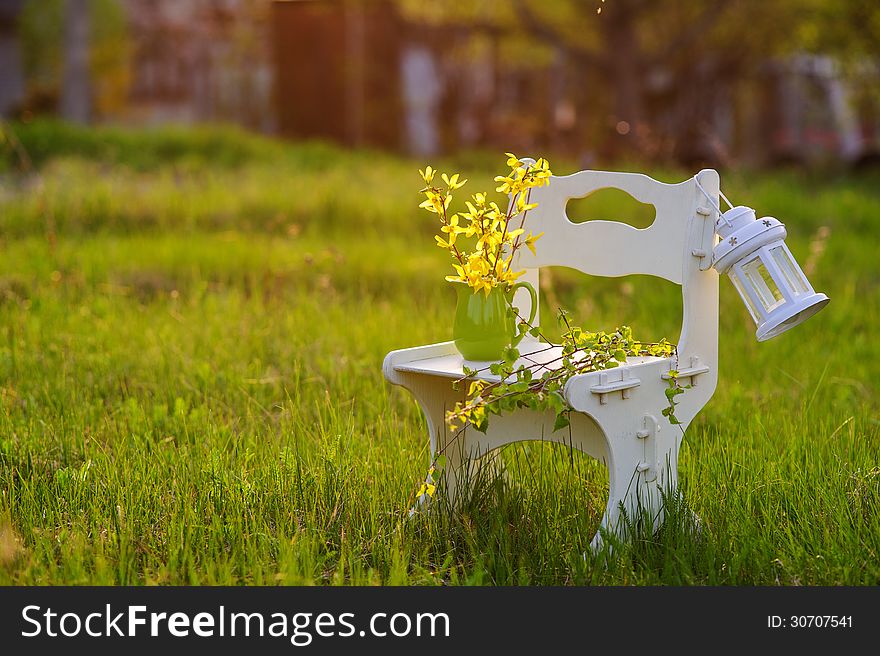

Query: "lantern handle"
left=694, top=175, right=735, bottom=225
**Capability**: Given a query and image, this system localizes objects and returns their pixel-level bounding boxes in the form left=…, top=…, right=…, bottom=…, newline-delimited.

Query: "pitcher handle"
left=508, top=281, right=538, bottom=348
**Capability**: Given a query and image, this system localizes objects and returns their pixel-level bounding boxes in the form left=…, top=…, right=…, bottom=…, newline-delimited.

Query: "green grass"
left=0, top=120, right=878, bottom=585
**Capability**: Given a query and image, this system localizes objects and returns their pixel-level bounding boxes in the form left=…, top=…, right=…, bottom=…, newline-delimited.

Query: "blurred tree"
left=0, top=0, right=26, bottom=117
left=397, top=0, right=878, bottom=161
left=60, top=0, right=90, bottom=122
left=88, top=0, right=130, bottom=117
left=793, top=0, right=880, bottom=108
left=19, top=0, right=130, bottom=119
left=794, top=0, right=880, bottom=62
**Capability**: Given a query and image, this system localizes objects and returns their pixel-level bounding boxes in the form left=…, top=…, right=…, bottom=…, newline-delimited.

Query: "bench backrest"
left=512, top=167, right=720, bottom=382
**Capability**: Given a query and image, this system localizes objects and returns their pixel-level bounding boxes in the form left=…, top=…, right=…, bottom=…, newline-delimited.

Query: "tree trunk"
left=602, top=2, right=642, bottom=152
left=60, top=0, right=90, bottom=123
left=0, top=0, right=26, bottom=117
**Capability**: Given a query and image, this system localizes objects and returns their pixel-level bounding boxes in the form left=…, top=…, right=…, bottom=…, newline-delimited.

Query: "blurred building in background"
left=125, top=0, right=274, bottom=131
left=4, top=0, right=273, bottom=131
left=1, top=0, right=878, bottom=167
left=758, top=55, right=871, bottom=166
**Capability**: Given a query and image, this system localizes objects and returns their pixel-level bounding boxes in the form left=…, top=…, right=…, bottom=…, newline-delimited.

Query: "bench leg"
left=590, top=414, right=686, bottom=551
left=397, top=378, right=467, bottom=511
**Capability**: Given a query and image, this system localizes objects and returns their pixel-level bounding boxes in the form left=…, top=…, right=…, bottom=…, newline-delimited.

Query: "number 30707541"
left=768, top=616, right=853, bottom=628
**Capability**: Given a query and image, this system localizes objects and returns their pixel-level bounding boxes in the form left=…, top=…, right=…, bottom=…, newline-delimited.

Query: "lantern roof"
left=713, top=206, right=787, bottom=273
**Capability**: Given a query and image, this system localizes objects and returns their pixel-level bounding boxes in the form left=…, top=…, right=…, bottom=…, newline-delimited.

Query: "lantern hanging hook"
left=694, top=175, right=735, bottom=225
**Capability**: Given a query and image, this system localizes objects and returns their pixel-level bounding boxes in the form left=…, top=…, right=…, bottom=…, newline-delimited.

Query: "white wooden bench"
left=384, top=167, right=721, bottom=549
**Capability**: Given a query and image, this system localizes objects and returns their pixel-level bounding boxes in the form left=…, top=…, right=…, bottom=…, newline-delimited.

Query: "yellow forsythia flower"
left=418, top=154, right=552, bottom=296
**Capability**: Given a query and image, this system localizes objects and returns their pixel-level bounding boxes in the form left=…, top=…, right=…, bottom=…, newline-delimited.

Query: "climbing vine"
left=447, top=309, right=684, bottom=436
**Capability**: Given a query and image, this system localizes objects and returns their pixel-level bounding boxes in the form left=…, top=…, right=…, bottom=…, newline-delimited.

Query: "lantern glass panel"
left=729, top=271, right=761, bottom=322
left=740, top=255, right=784, bottom=312
left=770, top=245, right=810, bottom=295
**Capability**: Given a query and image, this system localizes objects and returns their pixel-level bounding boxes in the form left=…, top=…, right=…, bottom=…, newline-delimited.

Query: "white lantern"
left=713, top=206, right=829, bottom=341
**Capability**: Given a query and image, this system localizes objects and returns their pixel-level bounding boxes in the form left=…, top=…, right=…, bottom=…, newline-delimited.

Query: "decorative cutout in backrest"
left=565, top=188, right=656, bottom=229
left=514, top=170, right=696, bottom=285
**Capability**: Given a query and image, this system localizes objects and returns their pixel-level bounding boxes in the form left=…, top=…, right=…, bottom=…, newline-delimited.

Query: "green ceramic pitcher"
left=452, top=281, right=538, bottom=361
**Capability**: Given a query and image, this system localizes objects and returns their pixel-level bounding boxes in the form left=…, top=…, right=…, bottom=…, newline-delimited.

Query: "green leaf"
left=502, top=346, right=520, bottom=364
left=547, top=391, right=566, bottom=413
left=552, top=412, right=570, bottom=432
